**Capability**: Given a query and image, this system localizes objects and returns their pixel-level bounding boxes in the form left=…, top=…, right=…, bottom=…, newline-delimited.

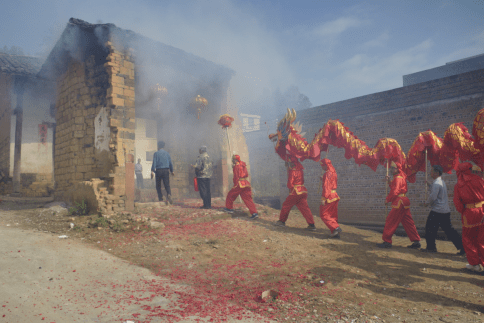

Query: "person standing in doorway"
left=151, top=141, right=174, bottom=205
left=135, top=158, right=144, bottom=189
left=421, top=165, right=464, bottom=254
left=192, top=146, right=213, bottom=209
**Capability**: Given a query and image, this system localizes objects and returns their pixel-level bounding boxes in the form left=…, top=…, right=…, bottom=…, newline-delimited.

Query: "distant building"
left=403, top=53, right=484, bottom=86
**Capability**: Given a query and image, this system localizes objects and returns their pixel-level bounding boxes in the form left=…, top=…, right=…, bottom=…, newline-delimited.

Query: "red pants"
left=279, top=193, right=315, bottom=225
left=461, top=210, right=484, bottom=266
left=382, top=205, right=420, bottom=244
left=320, top=200, right=339, bottom=233
left=225, top=186, right=257, bottom=214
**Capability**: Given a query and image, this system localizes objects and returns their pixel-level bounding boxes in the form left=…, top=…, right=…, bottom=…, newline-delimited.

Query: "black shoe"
left=407, top=241, right=421, bottom=249
left=329, top=234, right=340, bottom=239
left=274, top=220, right=286, bottom=227
left=223, top=208, right=234, bottom=213
left=167, top=195, right=173, bottom=205
left=330, top=227, right=342, bottom=237
left=421, top=248, right=437, bottom=253
left=250, top=213, right=259, bottom=219
left=376, top=242, right=392, bottom=248
left=457, top=249, right=466, bottom=255
left=305, top=224, right=316, bottom=231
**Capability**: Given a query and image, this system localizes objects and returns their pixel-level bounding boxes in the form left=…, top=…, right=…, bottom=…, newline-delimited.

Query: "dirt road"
left=0, top=224, right=273, bottom=323
left=1, top=196, right=484, bottom=322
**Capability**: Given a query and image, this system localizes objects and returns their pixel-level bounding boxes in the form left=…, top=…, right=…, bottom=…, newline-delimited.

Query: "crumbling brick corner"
left=53, top=38, right=135, bottom=214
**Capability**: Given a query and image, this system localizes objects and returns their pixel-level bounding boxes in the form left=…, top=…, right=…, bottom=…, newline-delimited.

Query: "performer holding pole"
left=453, top=162, right=484, bottom=272
left=223, top=155, right=259, bottom=219
left=386, top=159, right=389, bottom=216
left=377, top=161, right=421, bottom=249
left=274, top=142, right=316, bottom=230
left=319, top=158, right=342, bottom=238
left=425, top=148, right=428, bottom=201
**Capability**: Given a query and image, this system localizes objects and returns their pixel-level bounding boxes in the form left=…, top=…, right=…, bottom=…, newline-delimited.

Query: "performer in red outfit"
left=274, top=143, right=316, bottom=230
left=319, top=158, right=342, bottom=238
left=453, top=162, right=484, bottom=272
left=377, top=162, right=421, bottom=248
left=223, top=155, right=259, bottom=219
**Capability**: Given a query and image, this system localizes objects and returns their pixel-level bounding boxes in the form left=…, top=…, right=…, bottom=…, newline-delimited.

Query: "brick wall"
left=54, top=58, right=110, bottom=193
left=53, top=39, right=136, bottom=213
left=245, top=130, right=281, bottom=208
left=0, top=72, right=12, bottom=179
left=263, top=68, right=484, bottom=230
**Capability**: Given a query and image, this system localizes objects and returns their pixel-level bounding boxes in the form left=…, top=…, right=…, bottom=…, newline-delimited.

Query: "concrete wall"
left=263, top=68, right=484, bottom=230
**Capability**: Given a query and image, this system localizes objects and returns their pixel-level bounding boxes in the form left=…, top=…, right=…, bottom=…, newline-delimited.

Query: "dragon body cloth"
left=269, top=108, right=484, bottom=182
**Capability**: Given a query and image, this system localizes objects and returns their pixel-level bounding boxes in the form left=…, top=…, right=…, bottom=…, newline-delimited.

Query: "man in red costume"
left=377, top=161, right=421, bottom=249
left=453, top=162, right=484, bottom=272
left=319, top=158, right=342, bottom=238
left=274, top=143, right=316, bottom=230
left=223, top=155, right=259, bottom=219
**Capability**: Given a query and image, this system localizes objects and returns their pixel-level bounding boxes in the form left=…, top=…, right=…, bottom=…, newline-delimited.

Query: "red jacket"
left=454, top=162, right=484, bottom=228
left=386, top=165, right=410, bottom=208
left=275, top=144, right=307, bottom=195
left=232, top=161, right=251, bottom=188
left=321, top=168, right=339, bottom=203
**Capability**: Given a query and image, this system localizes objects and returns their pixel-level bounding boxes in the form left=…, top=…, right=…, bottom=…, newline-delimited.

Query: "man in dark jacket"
left=151, top=141, right=175, bottom=205
left=192, top=146, right=213, bottom=209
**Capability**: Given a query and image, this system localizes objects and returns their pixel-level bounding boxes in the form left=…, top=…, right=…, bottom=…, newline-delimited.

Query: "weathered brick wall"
left=0, top=72, right=12, bottom=179
left=270, top=68, right=484, bottom=230
left=54, top=58, right=110, bottom=194
left=104, top=40, right=136, bottom=199
left=53, top=40, right=135, bottom=213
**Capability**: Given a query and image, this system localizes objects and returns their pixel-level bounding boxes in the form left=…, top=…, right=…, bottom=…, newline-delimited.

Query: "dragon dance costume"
left=382, top=162, right=421, bottom=244
left=453, top=162, right=484, bottom=268
left=319, top=158, right=340, bottom=234
left=276, top=144, right=315, bottom=225
left=225, top=155, right=258, bottom=215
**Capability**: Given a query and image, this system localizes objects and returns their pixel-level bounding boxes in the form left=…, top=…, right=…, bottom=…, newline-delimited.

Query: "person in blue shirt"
left=150, top=141, right=175, bottom=204
left=421, top=164, right=464, bottom=254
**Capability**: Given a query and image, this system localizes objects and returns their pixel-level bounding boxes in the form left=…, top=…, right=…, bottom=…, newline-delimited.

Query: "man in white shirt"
left=422, top=165, right=464, bottom=254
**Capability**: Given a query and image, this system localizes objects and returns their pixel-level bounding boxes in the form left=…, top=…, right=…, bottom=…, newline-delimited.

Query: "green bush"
left=69, top=199, right=89, bottom=216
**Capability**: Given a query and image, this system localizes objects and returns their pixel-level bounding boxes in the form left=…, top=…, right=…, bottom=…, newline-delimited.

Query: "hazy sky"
left=1, top=0, right=483, bottom=108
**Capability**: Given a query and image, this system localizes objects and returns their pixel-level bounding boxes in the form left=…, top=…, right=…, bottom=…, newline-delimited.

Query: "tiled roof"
left=0, top=53, right=43, bottom=76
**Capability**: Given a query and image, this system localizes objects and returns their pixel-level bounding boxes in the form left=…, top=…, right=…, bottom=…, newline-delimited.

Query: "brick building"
left=248, top=66, right=484, bottom=232
left=1, top=18, right=250, bottom=213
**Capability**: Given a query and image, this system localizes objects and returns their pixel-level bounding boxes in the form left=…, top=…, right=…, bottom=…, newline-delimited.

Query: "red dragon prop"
left=269, top=108, right=484, bottom=183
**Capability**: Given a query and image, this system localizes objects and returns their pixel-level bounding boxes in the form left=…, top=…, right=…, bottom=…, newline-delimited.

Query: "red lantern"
left=218, top=114, right=234, bottom=129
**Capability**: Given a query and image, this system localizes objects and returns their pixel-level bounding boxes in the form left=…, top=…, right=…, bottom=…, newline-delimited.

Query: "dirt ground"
left=0, top=196, right=483, bottom=323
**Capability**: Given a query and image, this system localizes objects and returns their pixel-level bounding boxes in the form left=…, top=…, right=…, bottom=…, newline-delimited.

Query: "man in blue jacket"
left=151, top=141, right=175, bottom=205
